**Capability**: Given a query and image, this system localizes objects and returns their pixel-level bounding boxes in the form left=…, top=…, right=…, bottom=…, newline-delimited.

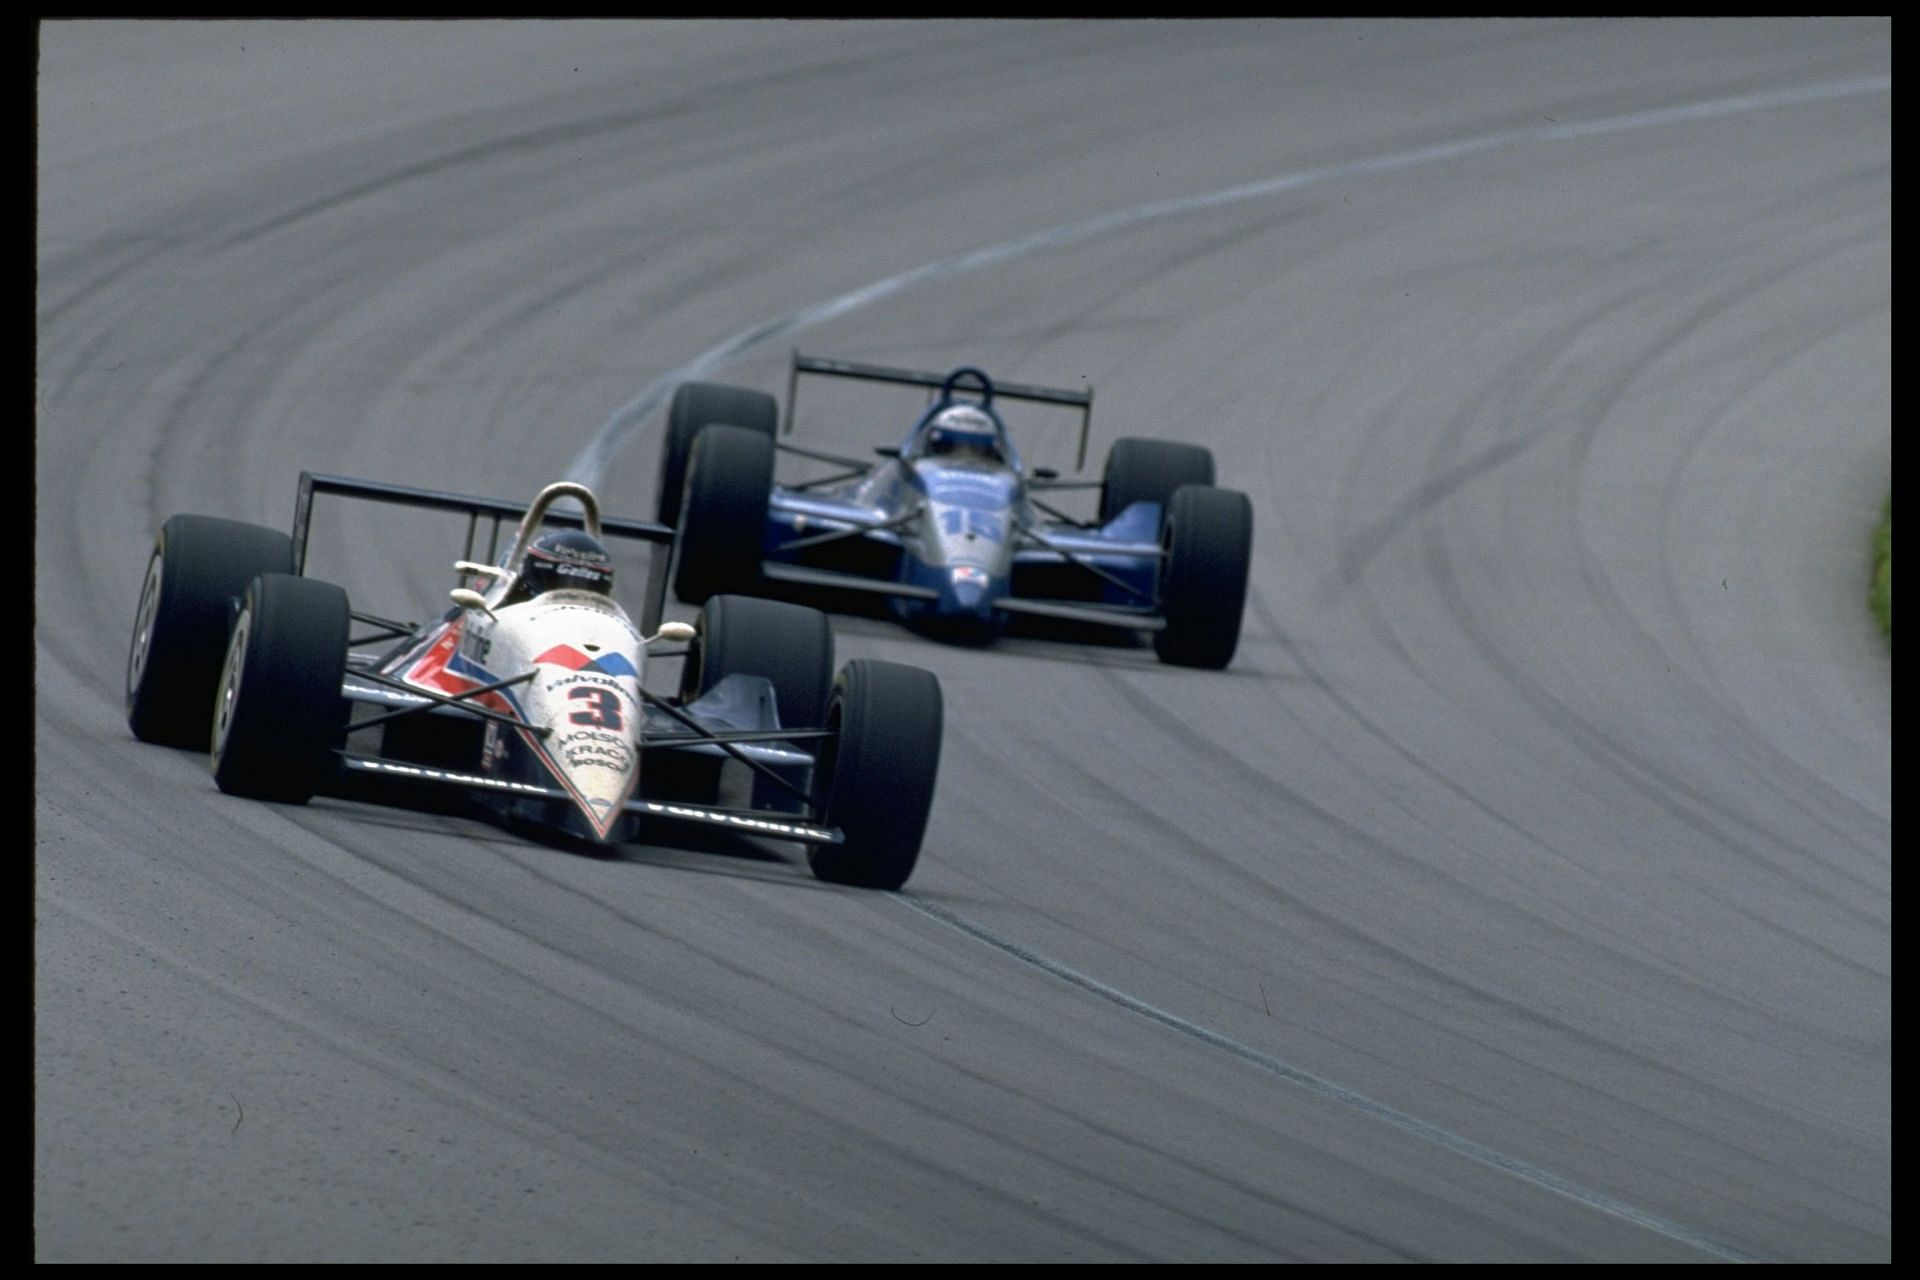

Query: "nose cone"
left=916, top=565, right=1004, bottom=644
left=948, top=577, right=989, bottom=613
left=544, top=732, right=639, bottom=842
left=515, top=621, right=646, bottom=843
left=938, top=563, right=1003, bottom=619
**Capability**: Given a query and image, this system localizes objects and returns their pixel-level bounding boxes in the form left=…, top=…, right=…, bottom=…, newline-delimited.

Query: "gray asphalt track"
left=35, top=19, right=1890, bottom=1262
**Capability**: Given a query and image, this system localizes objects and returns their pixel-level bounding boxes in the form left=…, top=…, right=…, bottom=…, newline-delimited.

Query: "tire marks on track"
left=556, top=70, right=1890, bottom=1264
left=897, top=892, right=1755, bottom=1262
left=564, top=74, right=1889, bottom=491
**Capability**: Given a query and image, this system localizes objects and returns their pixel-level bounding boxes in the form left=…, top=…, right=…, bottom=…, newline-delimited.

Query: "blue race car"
left=657, top=354, right=1254, bottom=669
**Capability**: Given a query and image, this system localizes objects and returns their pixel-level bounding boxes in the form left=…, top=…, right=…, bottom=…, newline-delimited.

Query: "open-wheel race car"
left=657, top=353, right=1255, bottom=669
left=124, top=474, right=945, bottom=890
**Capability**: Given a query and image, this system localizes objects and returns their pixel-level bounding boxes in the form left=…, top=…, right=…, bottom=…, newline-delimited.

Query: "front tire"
left=672, top=424, right=775, bottom=605
left=656, top=381, right=778, bottom=528
left=126, top=514, right=294, bottom=747
left=211, top=573, right=351, bottom=803
left=1100, top=437, right=1215, bottom=524
left=680, top=594, right=835, bottom=731
left=1154, top=485, right=1253, bottom=670
left=808, top=660, right=943, bottom=891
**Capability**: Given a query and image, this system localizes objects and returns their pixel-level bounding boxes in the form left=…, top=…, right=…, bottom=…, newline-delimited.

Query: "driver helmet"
left=519, top=528, right=614, bottom=597
left=923, top=404, right=1001, bottom=460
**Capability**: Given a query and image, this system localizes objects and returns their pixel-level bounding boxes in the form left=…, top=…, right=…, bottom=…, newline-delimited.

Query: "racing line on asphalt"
left=895, top=894, right=1754, bottom=1262
left=564, top=73, right=1890, bottom=1264
left=565, top=73, right=1889, bottom=493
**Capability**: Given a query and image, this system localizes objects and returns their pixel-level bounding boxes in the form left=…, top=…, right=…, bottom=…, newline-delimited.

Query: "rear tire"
left=1154, top=485, right=1253, bottom=670
left=672, top=424, right=775, bottom=605
left=657, top=381, right=778, bottom=528
left=1100, top=437, right=1215, bottom=524
left=126, top=514, right=294, bottom=748
left=808, top=660, right=943, bottom=891
left=211, top=574, right=351, bottom=803
left=681, top=594, right=835, bottom=730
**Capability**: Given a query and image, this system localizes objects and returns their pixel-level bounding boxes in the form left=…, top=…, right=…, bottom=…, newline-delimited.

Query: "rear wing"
left=783, top=351, right=1097, bottom=470
left=292, top=472, right=675, bottom=636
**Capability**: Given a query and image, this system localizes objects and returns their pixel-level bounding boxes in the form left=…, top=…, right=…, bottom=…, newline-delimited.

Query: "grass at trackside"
left=1870, top=496, right=1891, bottom=641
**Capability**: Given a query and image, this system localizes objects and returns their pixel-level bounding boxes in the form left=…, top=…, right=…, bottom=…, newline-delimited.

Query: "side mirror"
left=1032, top=467, right=1060, bottom=480
left=455, top=560, right=509, bottom=580
left=646, top=621, right=697, bottom=644
left=450, top=588, right=495, bottom=618
left=874, top=445, right=901, bottom=459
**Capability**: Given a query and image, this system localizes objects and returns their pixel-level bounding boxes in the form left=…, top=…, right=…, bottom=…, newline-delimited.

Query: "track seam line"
left=897, top=892, right=1757, bottom=1263
left=566, top=73, right=1888, bottom=490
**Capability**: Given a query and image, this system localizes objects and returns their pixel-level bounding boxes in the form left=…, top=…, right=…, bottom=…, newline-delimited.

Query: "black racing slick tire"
left=808, top=660, right=943, bottom=891
left=1099, top=437, right=1216, bottom=524
left=681, top=594, right=835, bottom=731
left=210, top=573, right=351, bottom=804
left=126, top=514, right=295, bottom=748
left=656, top=381, right=778, bottom=528
left=1154, top=484, right=1253, bottom=670
left=672, top=424, right=775, bottom=606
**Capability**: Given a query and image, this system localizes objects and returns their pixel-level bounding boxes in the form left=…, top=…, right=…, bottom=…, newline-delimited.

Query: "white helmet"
left=924, top=404, right=1001, bottom=459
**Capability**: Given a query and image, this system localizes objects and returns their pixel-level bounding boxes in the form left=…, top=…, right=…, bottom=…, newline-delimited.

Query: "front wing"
left=337, top=755, right=843, bottom=845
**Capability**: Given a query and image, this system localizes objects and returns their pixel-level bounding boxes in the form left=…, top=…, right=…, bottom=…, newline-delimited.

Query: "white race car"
left=126, top=474, right=944, bottom=890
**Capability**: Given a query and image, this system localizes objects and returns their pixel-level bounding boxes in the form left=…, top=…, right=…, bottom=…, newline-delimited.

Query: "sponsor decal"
left=397, top=622, right=521, bottom=717
left=533, top=644, right=640, bottom=679
left=549, top=671, right=621, bottom=691
left=529, top=545, right=611, bottom=569
left=555, top=720, right=635, bottom=772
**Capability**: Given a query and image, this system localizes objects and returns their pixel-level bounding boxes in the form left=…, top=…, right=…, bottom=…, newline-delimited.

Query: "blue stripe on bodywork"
left=587, top=652, right=639, bottom=678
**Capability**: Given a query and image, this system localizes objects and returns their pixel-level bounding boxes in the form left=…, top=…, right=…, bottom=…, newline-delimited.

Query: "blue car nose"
left=942, top=563, right=997, bottom=613
left=947, top=578, right=988, bottom=613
